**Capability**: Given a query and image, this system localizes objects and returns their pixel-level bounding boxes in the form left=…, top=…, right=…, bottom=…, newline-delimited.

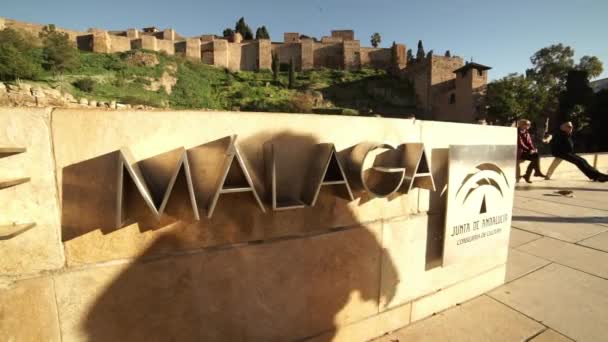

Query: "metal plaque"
left=442, top=145, right=516, bottom=266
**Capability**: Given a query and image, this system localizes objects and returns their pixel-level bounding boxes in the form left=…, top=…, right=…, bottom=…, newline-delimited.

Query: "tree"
left=234, top=17, right=254, bottom=40
left=445, top=50, right=451, bottom=57
left=577, top=56, right=603, bottom=79
left=426, top=50, right=434, bottom=60
left=0, top=28, right=43, bottom=81
left=526, top=43, right=575, bottom=88
left=223, top=28, right=234, bottom=38
left=288, top=57, right=295, bottom=89
left=255, top=26, right=270, bottom=40
left=271, top=52, right=279, bottom=82
left=486, top=73, right=550, bottom=125
left=370, top=32, right=381, bottom=48
left=416, top=40, right=425, bottom=61
left=39, top=24, right=79, bottom=74
left=406, top=49, right=414, bottom=63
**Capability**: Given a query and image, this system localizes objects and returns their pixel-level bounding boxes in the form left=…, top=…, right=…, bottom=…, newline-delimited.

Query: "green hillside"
left=0, top=27, right=417, bottom=115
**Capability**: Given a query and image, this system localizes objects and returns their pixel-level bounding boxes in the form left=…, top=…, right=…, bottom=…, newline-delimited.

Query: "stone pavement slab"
left=489, top=263, right=608, bottom=342
left=530, top=329, right=574, bottom=342
left=505, top=249, right=550, bottom=282
left=509, top=228, right=541, bottom=248
left=517, top=237, right=608, bottom=279
left=513, top=198, right=608, bottom=225
left=578, top=231, right=608, bottom=252
left=373, top=295, right=544, bottom=342
left=512, top=208, right=608, bottom=243
left=0, top=277, right=61, bottom=342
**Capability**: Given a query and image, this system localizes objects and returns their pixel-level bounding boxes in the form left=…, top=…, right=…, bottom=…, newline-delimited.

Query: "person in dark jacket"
left=517, top=119, right=545, bottom=183
left=551, top=121, right=608, bottom=182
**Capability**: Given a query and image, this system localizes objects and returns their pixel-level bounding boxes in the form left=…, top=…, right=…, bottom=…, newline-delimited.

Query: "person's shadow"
left=65, top=131, right=402, bottom=341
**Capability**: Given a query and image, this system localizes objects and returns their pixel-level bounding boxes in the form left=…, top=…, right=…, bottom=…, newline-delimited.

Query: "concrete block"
left=51, top=110, right=427, bottom=264
left=0, top=107, right=64, bottom=276
left=55, top=224, right=383, bottom=341
left=380, top=216, right=508, bottom=310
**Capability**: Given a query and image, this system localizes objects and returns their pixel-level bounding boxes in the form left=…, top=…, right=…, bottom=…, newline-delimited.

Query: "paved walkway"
left=376, top=175, right=608, bottom=342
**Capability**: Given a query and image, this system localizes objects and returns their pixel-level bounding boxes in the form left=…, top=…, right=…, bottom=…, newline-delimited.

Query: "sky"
left=2, top=0, right=607, bottom=80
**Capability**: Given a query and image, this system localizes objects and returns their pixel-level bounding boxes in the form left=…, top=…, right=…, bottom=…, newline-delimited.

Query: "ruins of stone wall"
left=0, top=107, right=515, bottom=341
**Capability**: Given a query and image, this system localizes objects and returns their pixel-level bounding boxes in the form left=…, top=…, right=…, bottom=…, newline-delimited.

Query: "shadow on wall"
left=61, top=131, right=414, bottom=341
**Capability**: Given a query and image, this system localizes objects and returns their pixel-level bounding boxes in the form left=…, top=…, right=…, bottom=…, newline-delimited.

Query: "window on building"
left=449, top=93, right=456, bottom=104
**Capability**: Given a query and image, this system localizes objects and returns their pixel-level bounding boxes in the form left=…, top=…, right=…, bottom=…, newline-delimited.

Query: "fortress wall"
left=108, top=35, right=132, bottom=53
left=343, top=40, right=361, bottom=70
left=0, top=107, right=515, bottom=341
left=301, top=38, right=315, bottom=70
left=272, top=42, right=302, bottom=69
left=228, top=42, right=242, bottom=71
left=212, top=39, right=229, bottom=68
left=2, top=17, right=87, bottom=41
left=313, top=42, right=343, bottom=69
left=201, top=41, right=214, bottom=65
left=240, top=41, right=258, bottom=71
left=258, top=39, right=272, bottom=70
left=156, top=38, right=175, bottom=55
left=360, top=47, right=392, bottom=69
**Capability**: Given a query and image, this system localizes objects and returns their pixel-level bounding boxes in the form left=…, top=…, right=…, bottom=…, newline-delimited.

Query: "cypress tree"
left=272, top=52, right=279, bottom=82
left=416, top=40, right=425, bottom=61
left=288, top=57, right=295, bottom=89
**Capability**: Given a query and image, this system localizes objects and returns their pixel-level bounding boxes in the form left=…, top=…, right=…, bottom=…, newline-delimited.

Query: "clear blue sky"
left=2, top=0, right=607, bottom=80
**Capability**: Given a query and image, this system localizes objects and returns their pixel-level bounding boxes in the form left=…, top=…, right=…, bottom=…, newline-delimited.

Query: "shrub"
left=73, top=78, right=96, bottom=92
left=40, top=25, right=80, bottom=74
left=0, top=28, right=44, bottom=81
left=288, top=93, right=313, bottom=113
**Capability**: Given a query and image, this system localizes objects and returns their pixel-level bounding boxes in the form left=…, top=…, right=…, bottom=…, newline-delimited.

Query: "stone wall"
left=343, top=40, right=361, bottom=70
left=313, top=42, right=343, bottom=69
left=0, top=107, right=515, bottom=341
left=157, top=38, right=175, bottom=55
left=360, top=47, right=392, bottom=69
left=109, top=35, right=132, bottom=53
left=2, top=17, right=86, bottom=41
left=272, top=42, right=302, bottom=69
